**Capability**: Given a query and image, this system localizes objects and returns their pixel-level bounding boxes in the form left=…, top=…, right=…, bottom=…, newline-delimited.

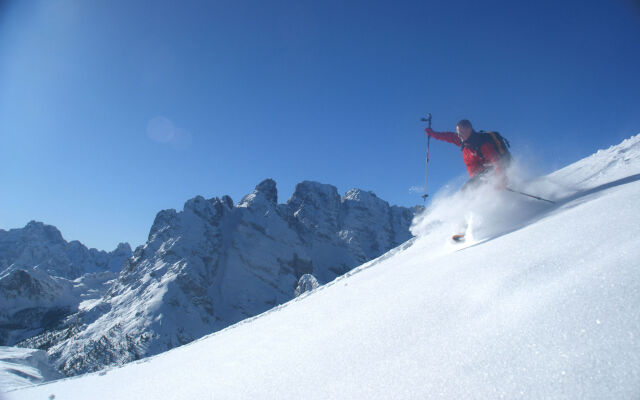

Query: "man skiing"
left=424, top=119, right=511, bottom=242
left=424, top=119, right=509, bottom=191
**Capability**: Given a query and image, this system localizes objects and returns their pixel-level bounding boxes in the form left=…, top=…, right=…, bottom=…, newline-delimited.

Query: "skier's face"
left=456, top=125, right=472, bottom=141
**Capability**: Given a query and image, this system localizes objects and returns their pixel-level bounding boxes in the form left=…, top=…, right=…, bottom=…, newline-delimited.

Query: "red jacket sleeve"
left=425, top=128, right=461, bottom=146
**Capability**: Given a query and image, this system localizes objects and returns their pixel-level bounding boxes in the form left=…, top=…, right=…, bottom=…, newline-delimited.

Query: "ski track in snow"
left=5, top=134, right=640, bottom=399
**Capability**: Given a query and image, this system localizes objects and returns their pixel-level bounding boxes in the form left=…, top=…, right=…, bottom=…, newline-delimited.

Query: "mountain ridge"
left=7, top=179, right=420, bottom=378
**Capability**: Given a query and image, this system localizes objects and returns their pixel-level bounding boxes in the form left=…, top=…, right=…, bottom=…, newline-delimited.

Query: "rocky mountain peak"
left=114, top=242, right=132, bottom=254
left=287, top=181, right=341, bottom=231
left=0, top=221, right=131, bottom=280
left=183, top=195, right=224, bottom=220
left=149, top=209, right=179, bottom=241
left=289, top=181, right=340, bottom=204
left=238, top=178, right=278, bottom=208
left=21, top=221, right=65, bottom=245
left=221, top=195, right=234, bottom=209
left=255, top=178, right=277, bottom=204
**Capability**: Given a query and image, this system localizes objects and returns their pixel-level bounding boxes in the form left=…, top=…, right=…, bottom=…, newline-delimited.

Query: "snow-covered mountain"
left=8, top=134, right=640, bottom=399
left=0, top=221, right=131, bottom=279
left=0, top=223, right=132, bottom=346
left=17, top=180, right=418, bottom=377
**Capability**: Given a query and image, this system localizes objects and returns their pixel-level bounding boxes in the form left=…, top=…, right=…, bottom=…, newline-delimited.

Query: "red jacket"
left=425, top=128, right=502, bottom=178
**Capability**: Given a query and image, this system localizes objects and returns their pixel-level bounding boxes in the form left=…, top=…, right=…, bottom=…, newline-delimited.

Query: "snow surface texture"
left=0, top=347, right=61, bottom=392
left=16, top=180, right=417, bottom=378
left=7, top=134, right=640, bottom=399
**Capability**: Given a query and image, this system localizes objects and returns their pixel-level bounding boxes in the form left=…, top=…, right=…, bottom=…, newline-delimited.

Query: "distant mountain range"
left=1, top=179, right=420, bottom=377
left=0, top=221, right=131, bottom=345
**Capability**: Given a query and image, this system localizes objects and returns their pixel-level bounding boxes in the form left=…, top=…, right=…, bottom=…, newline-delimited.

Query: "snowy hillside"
left=20, top=179, right=418, bottom=377
left=0, top=347, right=61, bottom=391
left=6, top=134, right=640, bottom=399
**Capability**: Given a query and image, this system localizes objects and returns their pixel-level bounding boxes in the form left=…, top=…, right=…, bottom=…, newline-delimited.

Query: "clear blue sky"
left=1, top=0, right=639, bottom=251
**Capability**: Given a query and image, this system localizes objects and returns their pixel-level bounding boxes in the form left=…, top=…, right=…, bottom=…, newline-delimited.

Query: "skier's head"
left=456, top=119, right=473, bottom=141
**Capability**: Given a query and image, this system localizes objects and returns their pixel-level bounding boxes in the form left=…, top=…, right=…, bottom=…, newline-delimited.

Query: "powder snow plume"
left=410, top=161, right=560, bottom=245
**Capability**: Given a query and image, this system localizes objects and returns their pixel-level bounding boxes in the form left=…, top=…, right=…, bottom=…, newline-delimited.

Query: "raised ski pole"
left=420, top=113, right=432, bottom=201
left=505, top=187, right=555, bottom=204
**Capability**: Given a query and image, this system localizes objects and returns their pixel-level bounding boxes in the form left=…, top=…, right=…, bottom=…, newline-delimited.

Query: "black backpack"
left=462, top=130, right=512, bottom=166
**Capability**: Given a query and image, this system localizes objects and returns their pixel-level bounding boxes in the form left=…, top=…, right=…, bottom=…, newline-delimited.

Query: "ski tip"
left=452, top=234, right=466, bottom=242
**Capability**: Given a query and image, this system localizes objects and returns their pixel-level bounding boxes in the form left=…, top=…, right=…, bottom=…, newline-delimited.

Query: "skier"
left=424, top=119, right=511, bottom=242
left=424, top=119, right=510, bottom=192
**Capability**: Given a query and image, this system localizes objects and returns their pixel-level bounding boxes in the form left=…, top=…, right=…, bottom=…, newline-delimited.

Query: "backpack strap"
left=461, top=131, right=488, bottom=162
left=486, top=131, right=507, bottom=154
left=463, top=130, right=512, bottom=171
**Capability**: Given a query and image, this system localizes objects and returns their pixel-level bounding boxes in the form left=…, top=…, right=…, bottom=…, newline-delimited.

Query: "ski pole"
left=506, top=187, right=555, bottom=204
left=420, top=113, right=432, bottom=201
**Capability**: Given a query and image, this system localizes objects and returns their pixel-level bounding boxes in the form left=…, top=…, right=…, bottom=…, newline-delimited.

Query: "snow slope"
left=6, top=134, right=640, bottom=399
left=0, top=347, right=61, bottom=392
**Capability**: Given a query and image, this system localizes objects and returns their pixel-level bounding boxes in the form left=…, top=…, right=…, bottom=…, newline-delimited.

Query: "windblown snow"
left=6, top=134, right=640, bottom=399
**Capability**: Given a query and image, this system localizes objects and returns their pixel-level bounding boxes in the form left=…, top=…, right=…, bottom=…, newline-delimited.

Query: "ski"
left=452, top=234, right=466, bottom=242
